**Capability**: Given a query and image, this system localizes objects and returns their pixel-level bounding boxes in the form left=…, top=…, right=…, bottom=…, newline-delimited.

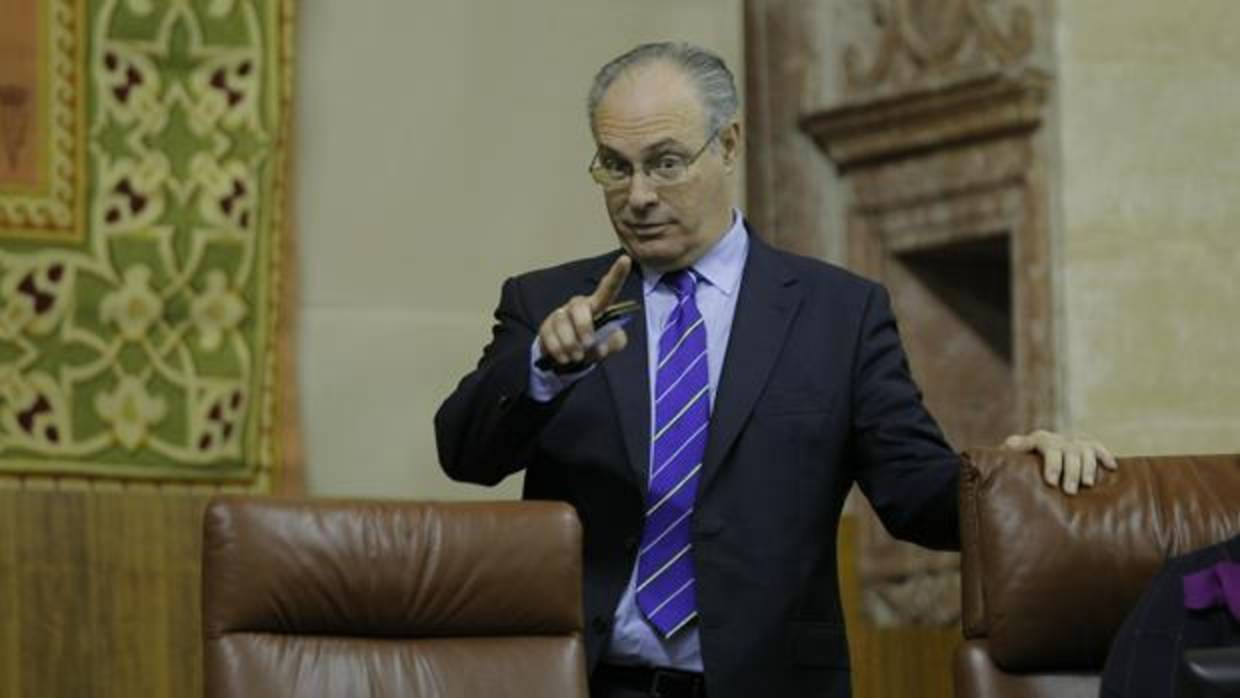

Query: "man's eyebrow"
left=641, top=138, right=689, bottom=155
left=596, top=139, right=691, bottom=159
left=597, top=138, right=694, bottom=154
left=596, top=144, right=627, bottom=159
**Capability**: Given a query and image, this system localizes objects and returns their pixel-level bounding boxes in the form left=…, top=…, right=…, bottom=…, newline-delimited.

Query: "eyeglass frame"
left=587, top=126, right=723, bottom=190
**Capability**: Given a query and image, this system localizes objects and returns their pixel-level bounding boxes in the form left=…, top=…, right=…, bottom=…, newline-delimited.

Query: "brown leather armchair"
left=202, top=497, right=589, bottom=698
left=955, top=449, right=1240, bottom=697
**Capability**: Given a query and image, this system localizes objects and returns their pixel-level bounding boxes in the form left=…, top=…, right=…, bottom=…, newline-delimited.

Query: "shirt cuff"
left=528, top=338, right=595, bottom=402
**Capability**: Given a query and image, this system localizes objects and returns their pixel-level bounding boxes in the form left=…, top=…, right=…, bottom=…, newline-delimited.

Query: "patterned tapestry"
left=0, top=0, right=295, bottom=485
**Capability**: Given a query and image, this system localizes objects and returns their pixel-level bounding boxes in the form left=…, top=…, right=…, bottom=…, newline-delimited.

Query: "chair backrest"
left=202, top=496, right=588, bottom=698
left=955, top=449, right=1240, bottom=697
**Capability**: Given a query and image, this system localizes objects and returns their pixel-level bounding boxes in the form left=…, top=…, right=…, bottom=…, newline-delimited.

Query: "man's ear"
left=720, top=120, right=742, bottom=173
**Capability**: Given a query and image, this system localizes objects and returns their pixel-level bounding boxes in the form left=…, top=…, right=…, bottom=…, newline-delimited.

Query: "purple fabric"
left=635, top=269, right=709, bottom=637
left=1182, top=560, right=1240, bottom=622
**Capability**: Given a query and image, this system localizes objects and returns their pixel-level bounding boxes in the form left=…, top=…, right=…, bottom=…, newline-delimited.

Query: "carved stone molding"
left=801, top=69, right=1049, bottom=171
left=849, top=135, right=1033, bottom=212
left=748, top=0, right=1057, bottom=630
left=798, top=5, right=1055, bottom=630
left=844, top=0, right=1036, bottom=94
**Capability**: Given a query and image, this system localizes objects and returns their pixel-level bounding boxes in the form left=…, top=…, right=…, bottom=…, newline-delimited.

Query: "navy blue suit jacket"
left=435, top=231, right=961, bottom=697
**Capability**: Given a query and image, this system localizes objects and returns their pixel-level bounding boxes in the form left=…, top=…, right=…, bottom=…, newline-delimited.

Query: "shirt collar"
left=640, top=208, right=748, bottom=297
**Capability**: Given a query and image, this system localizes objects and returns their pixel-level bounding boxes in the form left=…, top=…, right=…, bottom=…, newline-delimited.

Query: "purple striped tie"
left=636, top=269, right=709, bottom=637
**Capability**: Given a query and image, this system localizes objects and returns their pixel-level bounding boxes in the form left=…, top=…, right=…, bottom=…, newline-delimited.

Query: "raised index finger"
left=590, top=255, right=632, bottom=313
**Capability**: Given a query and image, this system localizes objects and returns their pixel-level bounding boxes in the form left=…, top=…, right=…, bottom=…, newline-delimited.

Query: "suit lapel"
left=594, top=259, right=651, bottom=487
left=701, top=235, right=802, bottom=493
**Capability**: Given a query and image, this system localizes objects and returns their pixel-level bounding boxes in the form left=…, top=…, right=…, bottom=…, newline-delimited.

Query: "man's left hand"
left=1001, top=430, right=1118, bottom=495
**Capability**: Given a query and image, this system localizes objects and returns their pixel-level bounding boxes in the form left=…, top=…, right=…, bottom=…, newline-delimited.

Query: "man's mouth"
left=627, top=221, right=673, bottom=235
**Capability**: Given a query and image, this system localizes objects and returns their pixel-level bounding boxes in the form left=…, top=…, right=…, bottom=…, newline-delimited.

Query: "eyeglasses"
left=588, top=127, right=721, bottom=190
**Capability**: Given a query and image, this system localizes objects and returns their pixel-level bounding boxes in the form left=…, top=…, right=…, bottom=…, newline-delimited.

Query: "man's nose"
left=625, top=171, right=659, bottom=210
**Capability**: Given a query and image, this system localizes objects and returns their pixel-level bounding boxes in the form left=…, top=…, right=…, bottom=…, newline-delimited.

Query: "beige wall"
left=295, top=2, right=743, bottom=497
left=1055, top=2, right=1240, bottom=454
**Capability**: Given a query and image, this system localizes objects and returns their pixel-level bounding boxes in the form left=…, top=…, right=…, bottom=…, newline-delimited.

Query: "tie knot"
left=661, top=269, right=698, bottom=300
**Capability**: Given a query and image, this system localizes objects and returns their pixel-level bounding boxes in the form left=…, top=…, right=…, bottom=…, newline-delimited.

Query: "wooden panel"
left=0, top=481, right=209, bottom=698
left=839, top=514, right=960, bottom=697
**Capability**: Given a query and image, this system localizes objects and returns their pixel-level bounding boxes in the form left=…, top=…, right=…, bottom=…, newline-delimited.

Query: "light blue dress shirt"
left=529, top=210, right=750, bottom=670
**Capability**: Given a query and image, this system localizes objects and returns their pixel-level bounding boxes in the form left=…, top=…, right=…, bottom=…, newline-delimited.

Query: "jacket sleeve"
left=433, top=275, right=564, bottom=486
left=849, top=283, right=962, bottom=551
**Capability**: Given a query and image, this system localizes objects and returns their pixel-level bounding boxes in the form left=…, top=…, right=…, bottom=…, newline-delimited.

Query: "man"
left=435, top=43, right=1115, bottom=698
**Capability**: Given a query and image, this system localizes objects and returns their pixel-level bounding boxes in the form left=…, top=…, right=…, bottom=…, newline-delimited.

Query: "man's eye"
left=654, top=155, right=685, bottom=172
left=601, top=158, right=630, bottom=174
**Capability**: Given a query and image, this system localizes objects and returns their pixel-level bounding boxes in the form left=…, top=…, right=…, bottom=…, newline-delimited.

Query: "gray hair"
left=587, top=42, right=739, bottom=139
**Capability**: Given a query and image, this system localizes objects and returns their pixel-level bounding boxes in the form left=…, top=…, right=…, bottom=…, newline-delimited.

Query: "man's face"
left=592, top=62, right=738, bottom=273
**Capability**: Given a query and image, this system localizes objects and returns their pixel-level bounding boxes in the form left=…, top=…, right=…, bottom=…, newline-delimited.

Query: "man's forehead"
left=593, top=63, right=706, bottom=152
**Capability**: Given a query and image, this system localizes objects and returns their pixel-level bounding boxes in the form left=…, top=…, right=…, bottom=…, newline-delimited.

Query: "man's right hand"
left=537, top=255, right=632, bottom=371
